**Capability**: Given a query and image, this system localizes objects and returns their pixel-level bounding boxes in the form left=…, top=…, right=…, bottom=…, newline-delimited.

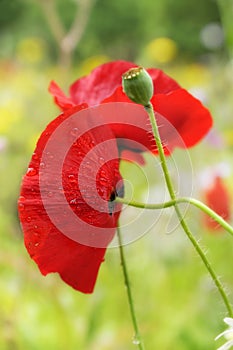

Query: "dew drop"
left=34, top=225, right=38, bottom=229
left=32, top=152, right=38, bottom=160
left=18, top=203, right=25, bottom=212
left=26, top=167, right=37, bottom=177
left=47, top=191, right=53, bottom=198
left=97, top=187, right=104, bottom=196
left=70, top=127, right=79, bottom=137
left=99, top=156, right=105, bottom=164
left=26, top=216, right=32, bottom=222
left=132, top=336, right=140, bottom=345
left=100, top=169, right=107, bottom=178
left=69, top=198, right=77, bottom=205
left=19, top=195, right=26, bottom=202
left=68, top=174, right=77, bottom=183
left=40, top=162, right=45, bottom=169
left=99, top=177, right=108, bottom=186
left=34, top=242, right=39, bottom=247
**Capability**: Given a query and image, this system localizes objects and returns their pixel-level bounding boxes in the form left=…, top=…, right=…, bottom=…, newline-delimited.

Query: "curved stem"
left=117, top=227, right=145, bottom=350
left=144, top=102, right=233, bottom=317
left=115, top=196, right=233, bottom=237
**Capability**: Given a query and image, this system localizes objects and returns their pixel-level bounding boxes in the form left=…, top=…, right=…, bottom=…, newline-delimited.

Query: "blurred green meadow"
left=0, top=0, right=233, bottom=349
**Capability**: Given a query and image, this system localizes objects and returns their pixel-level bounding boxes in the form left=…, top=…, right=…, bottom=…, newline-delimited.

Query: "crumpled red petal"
left=147, top=68, right=180, bottom=94
left=48, top=60, right=212, bottom=158
left=18, top=105, right=123, bottom=293
left=103, top=87, right=213, bottom=154
left=69, top=60, right=136, bottom=106
left=48, top=61, right=181, bottom=110
left=151, top=88, right=213, bottom=151
left=49, top=81, right=75, bottom=110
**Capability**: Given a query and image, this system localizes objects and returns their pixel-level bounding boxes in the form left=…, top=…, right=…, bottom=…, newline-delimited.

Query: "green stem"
left=117, top=227, right=145, bottom=350
left=115, top=196, right=233, bottom=237
left=144, top=102, right=233, bottom=317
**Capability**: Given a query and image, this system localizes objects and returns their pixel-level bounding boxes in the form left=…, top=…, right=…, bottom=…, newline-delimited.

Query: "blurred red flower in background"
left=203, top=175, right=231, bottom=231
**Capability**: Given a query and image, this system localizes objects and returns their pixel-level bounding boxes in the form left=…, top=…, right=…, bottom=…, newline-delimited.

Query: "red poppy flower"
left=18, top=105, right=123, bottom=293
left=49, top=60, right=213, bottom=156
left=203, top=175, right=231, bottom=231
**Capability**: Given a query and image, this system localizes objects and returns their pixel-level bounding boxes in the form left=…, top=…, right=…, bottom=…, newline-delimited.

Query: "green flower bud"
left=122, top=66, right=154, bottom=106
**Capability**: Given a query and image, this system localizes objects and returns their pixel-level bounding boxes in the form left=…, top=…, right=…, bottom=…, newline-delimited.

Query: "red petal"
left=147, top=68, right=180, bottom=94
left=18, top=106, right=122, bottom=293
left=48, top=61, right=213, bottom=158
left=152, top=89, right=213, bottom=151
left=102, top=88, right=212, bottom=154
left=69, top=60, right=136, bottom=106
left=48, top=81, right=75, bottom=110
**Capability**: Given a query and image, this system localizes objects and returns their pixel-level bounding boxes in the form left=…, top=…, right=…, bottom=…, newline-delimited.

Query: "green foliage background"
left=0, top=0, right=225, bottom=61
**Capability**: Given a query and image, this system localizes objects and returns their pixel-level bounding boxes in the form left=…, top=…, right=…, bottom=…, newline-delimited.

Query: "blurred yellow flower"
left=145, top=37, right=178, bottom=64
left=16, top=37, right=46, bottom=64
left=166, top=63, right=211, bottom=89
left=223, top=129, right=233, bottom=147
left=79, top=55, right=110, bottom=75
left=0, top=102, right=23, bottom=134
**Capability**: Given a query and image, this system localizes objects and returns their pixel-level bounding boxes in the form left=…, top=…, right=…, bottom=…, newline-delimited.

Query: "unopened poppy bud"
left=122, top=66, right=154, bottom=106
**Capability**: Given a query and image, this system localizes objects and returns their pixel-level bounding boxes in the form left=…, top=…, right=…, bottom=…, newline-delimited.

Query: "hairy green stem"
left=115, top=196, right=233, bottom=237
left=117, top=227, right=145, bottom=350
left=144, top=102, right=233, bottom=317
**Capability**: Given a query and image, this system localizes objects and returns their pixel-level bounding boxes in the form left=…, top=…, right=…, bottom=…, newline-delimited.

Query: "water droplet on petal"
left=18, top=203, right=25, bottom=212
left=32, top=152, right=38, bottom=160
left=34, top=242, right=39, bottom=247
left=47, top=191, right=53, bottom=197
left=99, top=177, right=108, bottom=186
left=97, top=187, right=104, bottom=196
left=26, top=167, right=37, bottom=176
left=99, top=156, right=105, bottom=164
left=100, top=169, right=107, bottom=178
left=68, top=174, right=77, bottom=183
left=19, top=195, right=26, bottom=202
left=26, top=216, right=32, bottom=222
left=40, top=162, right=45, bottom=169
left=70, top=127, right=79, bottom=137
left=34, top=225, right=38, bottom=229
left=69, top=198, right=77, bottom=205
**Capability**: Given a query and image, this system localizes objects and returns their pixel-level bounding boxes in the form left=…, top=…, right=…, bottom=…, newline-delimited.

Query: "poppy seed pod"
left=122, top=66, right=154, bottom=106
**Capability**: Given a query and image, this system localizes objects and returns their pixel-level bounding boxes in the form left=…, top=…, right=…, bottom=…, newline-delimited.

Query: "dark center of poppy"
left=108, top=184, right=124, bottom=216
left=109, top=191, right=116, bottom=202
